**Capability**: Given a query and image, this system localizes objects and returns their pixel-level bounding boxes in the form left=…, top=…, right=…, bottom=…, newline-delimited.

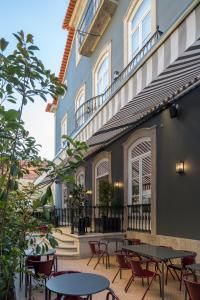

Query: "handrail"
left=78, top=0, right=101, bottom=46
left=75, top=28, right=163, bottom=129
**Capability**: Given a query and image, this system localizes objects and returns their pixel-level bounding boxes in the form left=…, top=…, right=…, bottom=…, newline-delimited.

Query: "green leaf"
left=0, top=38, right=9, bottom=51
left=26, top=34, right=33, bottom=43
left=28, top=45, right=39, bottom=51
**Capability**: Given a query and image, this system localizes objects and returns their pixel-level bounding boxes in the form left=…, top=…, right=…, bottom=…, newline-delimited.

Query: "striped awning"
left=87, top=38, right=200, bottom=147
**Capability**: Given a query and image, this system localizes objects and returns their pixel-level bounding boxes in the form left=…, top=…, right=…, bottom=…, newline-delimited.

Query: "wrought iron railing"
left=33, top=204, right=151, bottom=234
left=75, top=28, right=162, bottom=129
left=78, top=0, right=101, bottom=47
left=127, top=204, right=151, bottom=232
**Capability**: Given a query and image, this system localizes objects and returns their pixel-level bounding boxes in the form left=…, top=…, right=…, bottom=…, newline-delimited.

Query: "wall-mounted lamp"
left=85, top=189, right=92, bottom=195
left=114, top=181, right=123, bottom=188
left=69, top=194, right=73, bottom=198
left=169, top=104, right=180, bottom=118
left=176, top=161, right=184, bottom=174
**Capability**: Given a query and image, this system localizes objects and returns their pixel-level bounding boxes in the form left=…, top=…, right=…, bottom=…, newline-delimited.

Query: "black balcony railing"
left=33, top=204, right=151, bottom=235
left=127, top=204, right=151, bottom=233
left=78, top=0, right=101, bottom=47
left=75, top=28, right=162, bottom=129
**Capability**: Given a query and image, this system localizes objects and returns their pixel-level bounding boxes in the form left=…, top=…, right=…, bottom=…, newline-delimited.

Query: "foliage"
left=0, top=31, right=66, bottom=300
left=99, top=181, right=115, bottom=207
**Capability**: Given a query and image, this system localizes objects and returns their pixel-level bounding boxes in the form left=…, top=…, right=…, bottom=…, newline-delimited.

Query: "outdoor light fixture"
left=114, top=181, right=123, bottom=188
left=176, top=161, right=184, bottom=174
left=169, top=103, right=180, bottom=118
left=86, top=189, right=92, bottom=195
left=69, top=194, right=73, bottom=198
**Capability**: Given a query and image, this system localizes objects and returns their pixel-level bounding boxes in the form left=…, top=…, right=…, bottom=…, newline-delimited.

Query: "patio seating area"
left=16, top=238, right=200, bottom=300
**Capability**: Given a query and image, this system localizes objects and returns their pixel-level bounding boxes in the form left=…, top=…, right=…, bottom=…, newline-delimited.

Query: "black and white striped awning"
left=87, top=38, right=200, bottom=147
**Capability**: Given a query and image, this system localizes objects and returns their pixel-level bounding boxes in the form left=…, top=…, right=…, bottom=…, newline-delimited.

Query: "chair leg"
left=180, top=269, right=183, bottom=291
left=164, top=262, right=176, bottom=280
left=87, top=254, right=94, bottom=266
left=158, top=274, right=162, bottom=297
left=112, top=269, right=120, bottom=283
left=94, top=254, right=103, bottom=270
left=125, top=275, right=134, bottom=293
left=28, top=275, right=32, bottom=300
left=120, top=269, right=122, bottom=279
left=165, top=267, right=169, bottom=285
left=141, top=275, right=155, bottom=300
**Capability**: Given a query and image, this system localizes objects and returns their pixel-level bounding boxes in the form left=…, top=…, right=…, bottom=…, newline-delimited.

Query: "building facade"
left=46, top=0, right=200, bottom=251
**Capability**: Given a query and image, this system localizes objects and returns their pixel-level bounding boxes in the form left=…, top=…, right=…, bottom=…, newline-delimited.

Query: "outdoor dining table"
left=122, top=244, right=194, bottom=300
left=100, top=237, right=125, bottom=251
left=46, top=272, right=112, bottom=300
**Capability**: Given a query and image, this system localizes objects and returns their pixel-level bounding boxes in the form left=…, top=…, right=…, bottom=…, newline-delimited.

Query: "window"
left=76, top=171, right=85, bottom=187
left=75, top=85, right=85, bottom=127
left=61, top=114, right=67, bottom=147
left=128, top=138, right=151, bottom=205
left=76, top=33, right=81, bottom=65
left=124, top=0, right=155, bottom=64
left=95, top=159, right=110, bottom=203
left=93, top=42, right=111, bottom=101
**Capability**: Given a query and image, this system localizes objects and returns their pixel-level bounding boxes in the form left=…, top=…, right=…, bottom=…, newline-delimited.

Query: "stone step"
left=52, top=232, right=75, bottom=244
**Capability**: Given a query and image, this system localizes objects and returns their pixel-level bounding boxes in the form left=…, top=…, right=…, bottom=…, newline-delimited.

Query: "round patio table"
left=46, top=272, right=110, bottom=299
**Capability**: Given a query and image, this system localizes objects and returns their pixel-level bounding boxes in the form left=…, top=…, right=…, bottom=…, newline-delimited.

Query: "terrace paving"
left=16, top=255, right=186, bottom=300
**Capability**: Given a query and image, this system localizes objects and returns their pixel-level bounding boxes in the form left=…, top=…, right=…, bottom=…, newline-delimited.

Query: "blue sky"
left=0, top=0, right=69, bottom=159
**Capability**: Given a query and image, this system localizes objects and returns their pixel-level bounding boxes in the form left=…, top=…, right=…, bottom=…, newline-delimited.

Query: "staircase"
left=47, top=228, right=79, bottom=258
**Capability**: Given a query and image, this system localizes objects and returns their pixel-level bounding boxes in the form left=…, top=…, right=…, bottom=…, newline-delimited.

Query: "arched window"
left=128, top=138, right=151, bottom=205
left=126, top=0, right=152, bottom=62
left=93, top=43, right=111, bottom=102
left=75, top=85, right=85, bottom=127
left=76, top=171, right=85, bottom=187
left=95, top=158, right=110, bottom=203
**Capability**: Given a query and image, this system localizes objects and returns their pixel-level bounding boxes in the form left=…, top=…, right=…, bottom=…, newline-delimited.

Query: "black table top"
left=122, top=244, right=194, bottom=261
left=46, top=273, right=110, bottom=296
left=24, top=248, right=56, bottom=257
left=186, top=263, right=200, bottom=271
left=101, top=237, right=125, bottom=243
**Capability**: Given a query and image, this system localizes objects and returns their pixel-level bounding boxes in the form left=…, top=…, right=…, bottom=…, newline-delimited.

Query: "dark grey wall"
left=85, top=86, right=200, bottom=240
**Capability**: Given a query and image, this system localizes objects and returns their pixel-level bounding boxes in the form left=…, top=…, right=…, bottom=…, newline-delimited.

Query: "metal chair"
left=87, top=240, right=110, bottom=269
left=184, top=278, right=200, bottom=300
left=24, top=255, right=41, bottom=297
left=27, top=258, right=54, bottom=300
left=112, top=251, right=132, bottom=283
left=125, top=259, right=161, bottom=299
left=165, top=251, right=196, bottom=290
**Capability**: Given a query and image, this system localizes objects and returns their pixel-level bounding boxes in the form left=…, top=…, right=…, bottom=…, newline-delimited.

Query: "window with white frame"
left=128, top=138, right=151, bottom=205
left=76, top=171, right=85, bottom=187
left=75, top=85, right=85, bottom=127
left=61, top=114, right=67, bottom=147
left=93, top=43, right=111, bottom=102
left=76, top=33, right=81, bottom=65
left=95, top=159, right=110, bottom=203
left=128, top=0, right=151, bottom=62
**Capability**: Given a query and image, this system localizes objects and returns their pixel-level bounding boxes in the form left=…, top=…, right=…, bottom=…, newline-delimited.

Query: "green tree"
left=0, top=31, right=67, bottom=300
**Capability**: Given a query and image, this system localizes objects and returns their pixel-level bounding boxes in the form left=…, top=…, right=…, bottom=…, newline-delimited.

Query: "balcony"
left=78, top=0, right=118, bottom=56
left=75, top=28, right=162, bottom=129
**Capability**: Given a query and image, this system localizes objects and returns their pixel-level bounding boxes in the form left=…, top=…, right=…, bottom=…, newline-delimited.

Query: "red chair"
left=87, top=241, right=110, bottom=269
left=24, top=255, right=41, bottom=297
left=165, top=251, right=196, bottom=290
left=28, top=258, right=55, bottom=300
left=125, top=259, right=161, bottom=299
left=112, top=252, right=132, bottom=283
left=184, top=278, right=200, bottom=300
left=106, top=290, right=120, bottom=300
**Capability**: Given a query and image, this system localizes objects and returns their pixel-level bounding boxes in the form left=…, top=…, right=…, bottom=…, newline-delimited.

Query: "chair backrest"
left=106, top=291, right=120, bottom=300
left=26, top=255, right=41, bottom=267
left=181, top=252, right=196, bottom=268
left=51, top=270, right=81, bottom=278
left=184, top=279, right=200, bottom=300
left=88, top=241, right=99, bottom=255
left=30, top=258, right=54, bottom=277
left=115, top=252, right=130, bottom=268
left=129, top=259, right=143, bottom=276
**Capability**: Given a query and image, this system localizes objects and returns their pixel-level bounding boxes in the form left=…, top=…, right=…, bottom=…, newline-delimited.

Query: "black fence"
left=33, top=204, right=151, bottom=235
